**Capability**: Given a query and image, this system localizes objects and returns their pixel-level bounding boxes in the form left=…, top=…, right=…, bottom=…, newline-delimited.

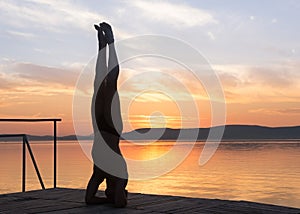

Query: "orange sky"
left=0, top=61, right=300, bottom=136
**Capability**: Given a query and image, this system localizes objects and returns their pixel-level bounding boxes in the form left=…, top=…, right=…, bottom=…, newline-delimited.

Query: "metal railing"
left=0, top=118, right=61, bottom=192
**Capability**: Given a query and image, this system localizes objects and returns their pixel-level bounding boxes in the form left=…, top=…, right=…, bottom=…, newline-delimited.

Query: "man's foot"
left=94, top=24, right=107, bottom=49
left=100, top=22, right=114, bottom=44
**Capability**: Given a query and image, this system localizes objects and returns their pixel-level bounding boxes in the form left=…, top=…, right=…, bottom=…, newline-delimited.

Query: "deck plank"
left=0, top=188, right=299, bottom=213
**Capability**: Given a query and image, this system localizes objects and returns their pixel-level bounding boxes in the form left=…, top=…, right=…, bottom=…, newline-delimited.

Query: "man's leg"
left=85, top=165, right=108, bottom=204
left=105, top=175, right=128, bottom=208
left=93, top=24, right=108, bottom=133
left=106, top=36, right=128, bottom=209
left=103, top=32, right=123, bottom=136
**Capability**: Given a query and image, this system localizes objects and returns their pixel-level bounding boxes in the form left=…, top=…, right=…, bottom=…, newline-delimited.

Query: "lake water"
left=0, top=140, right=299, bottom=208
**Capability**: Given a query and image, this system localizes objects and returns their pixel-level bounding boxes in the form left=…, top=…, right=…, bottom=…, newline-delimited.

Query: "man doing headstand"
left=85, top=22, right=128, bottom=208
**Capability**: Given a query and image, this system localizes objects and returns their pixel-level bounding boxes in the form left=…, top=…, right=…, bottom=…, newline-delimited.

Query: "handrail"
left=0, top=119, right=61, bottom=122
left=0, top=118, right=61, bottom=191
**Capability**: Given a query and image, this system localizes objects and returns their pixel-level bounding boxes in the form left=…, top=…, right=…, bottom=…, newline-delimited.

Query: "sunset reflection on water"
left=0, top=140, right=299, bottom=208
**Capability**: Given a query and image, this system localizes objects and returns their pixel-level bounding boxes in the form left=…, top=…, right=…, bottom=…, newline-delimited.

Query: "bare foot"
left=100, top=22, right=114, bottom=44
left=94, top=24, right=107, bottom=49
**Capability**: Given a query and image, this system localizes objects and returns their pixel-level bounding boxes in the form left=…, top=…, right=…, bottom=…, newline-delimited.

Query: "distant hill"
left=1, top=125, right=300, bottom=142
left=121, top=125, right=300, bottom=141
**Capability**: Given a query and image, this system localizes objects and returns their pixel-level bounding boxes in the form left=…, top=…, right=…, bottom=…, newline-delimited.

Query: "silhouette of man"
left=85, top=22, right=128, bottom=208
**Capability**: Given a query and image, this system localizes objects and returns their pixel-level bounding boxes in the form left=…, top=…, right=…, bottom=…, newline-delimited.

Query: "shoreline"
left=1, top=138, right=300, bottom=142
left=1, top=137, right=300, bottom=142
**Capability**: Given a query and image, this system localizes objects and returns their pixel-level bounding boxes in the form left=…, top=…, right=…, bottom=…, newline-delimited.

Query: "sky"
left=0, top=0, right=300, bottom=136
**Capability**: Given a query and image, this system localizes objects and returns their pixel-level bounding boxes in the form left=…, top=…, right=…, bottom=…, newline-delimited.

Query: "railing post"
left=22, top=135, right=26, bottom=192
left=24, top=136, right=45, bottom=190
left=54, top=120, right=57, bottom=188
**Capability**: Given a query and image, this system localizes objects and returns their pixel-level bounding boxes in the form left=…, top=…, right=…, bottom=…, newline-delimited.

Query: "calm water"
left=0, top=140, right=299, bottom=208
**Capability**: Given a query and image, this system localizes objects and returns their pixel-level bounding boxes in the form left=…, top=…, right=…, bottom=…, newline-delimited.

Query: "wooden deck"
left=0, top=188, right=299, bottom=213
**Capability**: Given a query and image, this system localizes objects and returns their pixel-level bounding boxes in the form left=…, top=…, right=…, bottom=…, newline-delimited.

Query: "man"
left=85, top=22, right=128, bottom=208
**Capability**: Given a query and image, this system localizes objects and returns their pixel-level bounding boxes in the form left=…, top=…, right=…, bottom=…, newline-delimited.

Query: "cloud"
left=0, top=61, right=78, bottom=134
left=7, top=30, right=36, bottom=39
left=118, top=67, right=207, bottom=103
left=213, top=64, right=248, bottom=88
left=0, top=61, right=79, bottom=97
left=33, top=48, right=51, bottom=54
left=263, top=46, right=294, bottom=57
left=217, top=72, right=241, bottom=88
left=124, top=114, right=199, bottom=129
left=0, top=0, right=102, bottom=32
left=214, top=62, right=300, bottom=89
left=244, top=60, right=300, bottom=89
left=127, top=0, right=217, bottom=28
left=213, top=61, right=300, bottom=103
left=249, top=108, right=300, bottom=115
left=207, top=31, right=216, bottom=40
